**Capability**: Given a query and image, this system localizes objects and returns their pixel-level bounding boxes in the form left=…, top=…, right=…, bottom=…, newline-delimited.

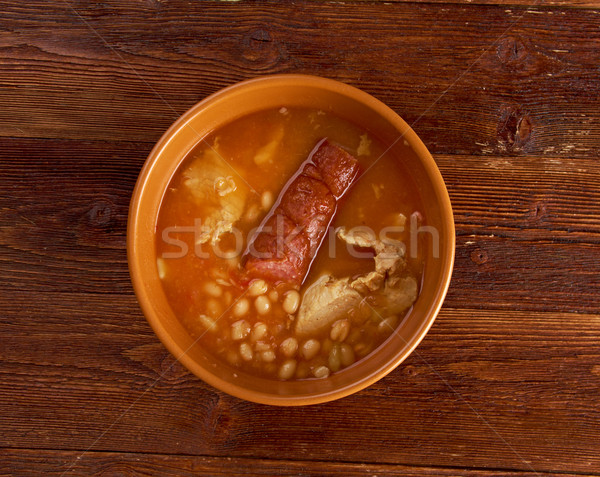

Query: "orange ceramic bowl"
left=128, top=75, right=454, bottom=405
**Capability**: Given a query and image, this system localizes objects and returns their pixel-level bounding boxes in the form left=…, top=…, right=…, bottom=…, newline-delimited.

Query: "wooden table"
left=2, top=1, right=599, bottom=475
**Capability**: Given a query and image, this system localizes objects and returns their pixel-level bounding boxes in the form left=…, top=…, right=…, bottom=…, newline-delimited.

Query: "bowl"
left=127, top=74, right=454, bottom=405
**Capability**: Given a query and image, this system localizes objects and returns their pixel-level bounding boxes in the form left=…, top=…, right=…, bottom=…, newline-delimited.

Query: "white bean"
left=248, top=279, right=268, bottom=297
left=231, top=320, right=251, bottom=341
left=206, top=299, right=222, bottom=318
left=358, top=300, right=373, bottom=322
left=233, top=298, right=250, bottom=318
left=282, top=290, right=300, bottom=314
left=278, top=359, right=297, bottom=380
left=330, top=319, right=350, bottom=342
left=233, top=298, right=250, bottom=317
left=254, top=295, right=271, bottom=315
left=239, top=342, right=253, bottom=361
left=261, top=190, right=274, bottom=210
left=340, top=343, right=355, bottom=367
left=156, top=258, right=166, bottom=279
left=251, top=322, right=268, bottom=341
left=209, top=267, right=227, bottom=280
left=261, top=350, right=276, bottom=363
left=268, top=290, right=279, bottom=302
left=378, top=316, right=399, bottom=333
left=203, top=281, right=222, bottom=297
left=328, top=344, right=342, bottom=372
left=300, top=339, right=321, bottom=360
left=226, top=255, right=240, bottom=268
left=313, top=365, right=330, bottom=378
left=280, top=337, right=298, bottom=358
left=254, top=341, right=271, bottom=352
left=198, top=314, right=217, bottom=332
left=244, top=204, right=260, bottom=222
left=354, top=342, right=373, bottom=358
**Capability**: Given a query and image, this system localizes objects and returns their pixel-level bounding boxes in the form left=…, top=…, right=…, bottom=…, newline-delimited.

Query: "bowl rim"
left=128, top=74, right=455, bottom=405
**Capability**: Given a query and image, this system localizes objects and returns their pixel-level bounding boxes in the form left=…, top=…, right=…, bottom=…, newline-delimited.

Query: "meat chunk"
left=182, top=142, right=248, bottom=244
left=375, top=276, right=418, bottom=316
left=244, top=139, right=360, bottom=286
left=337, top=227, right=407, bottom=293
left=294, top=276, right=362, bottom=336
left=244, top=214, right=310, bottom=285
left=294, top=227, right=417, bottom=337
left=278, top=174, right=336, bottom=257
left=311, top=140, right=363, bottom=198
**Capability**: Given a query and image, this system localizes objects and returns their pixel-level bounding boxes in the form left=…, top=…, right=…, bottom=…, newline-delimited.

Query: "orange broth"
left=156, top=107, right=424, bottom=380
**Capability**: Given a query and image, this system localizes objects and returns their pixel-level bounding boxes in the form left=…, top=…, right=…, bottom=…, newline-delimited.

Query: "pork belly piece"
left=243, top=139, right=360, bottom=286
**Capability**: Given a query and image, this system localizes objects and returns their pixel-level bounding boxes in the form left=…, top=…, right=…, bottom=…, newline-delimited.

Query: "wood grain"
left=0, top=138, right=143, bottom=294
left=2, top=449, right=596, bottom=477
left=1, top=293, right=599, bottom=473
left=440, top=154, right=600, bottom=243
left=2, top=1, right=600, bottom=475
left=0, top=1, right=599, bottom=157
left=1, top=138, right=598, bottom=313
left=372, top=0, right=600, bottom=6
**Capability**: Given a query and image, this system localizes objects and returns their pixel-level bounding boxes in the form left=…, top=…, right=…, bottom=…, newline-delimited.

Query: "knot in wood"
left=88, top=199, right=116, bottom=228
left=497, top=104, right=533, bottom=152
left=531, top=200, right=547, bottom=220
left=241, top=28, right=281, bottom=65
left=404, top=365, right=418, bottom=377
left=203, top=396, right=237, bottom=449
left=470, top=248, right=488, bottom=265
left=497, top=36, right=528, bottom=69
left=250, top=29, right=272, bottom=42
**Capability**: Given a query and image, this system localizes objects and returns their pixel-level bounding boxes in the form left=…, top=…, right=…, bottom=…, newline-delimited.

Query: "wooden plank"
left=0, top=295, right=599, bottom=473
left=0, top=2, right=598, bottom=157
left=2, top=2, right=598, bottom=475
left=1, top=137, right=598, bottom=312
left=437, top=153, right=600, bottom=312
left=0, top=138, right=145, bottom=294
left=371, top=0, right=600, bottom=6
left=1, top=449, right=596, bottom=477
left=438, top=154, right=600, bottom=242
left=447, top=235, right=599, bottom=312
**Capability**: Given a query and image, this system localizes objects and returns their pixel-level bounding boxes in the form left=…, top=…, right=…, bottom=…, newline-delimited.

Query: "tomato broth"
left=156, top=107, right=425, bottom=381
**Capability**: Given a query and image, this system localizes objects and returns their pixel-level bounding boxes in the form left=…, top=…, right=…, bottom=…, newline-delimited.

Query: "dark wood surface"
left=1, top=1, right=599, bottom=475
